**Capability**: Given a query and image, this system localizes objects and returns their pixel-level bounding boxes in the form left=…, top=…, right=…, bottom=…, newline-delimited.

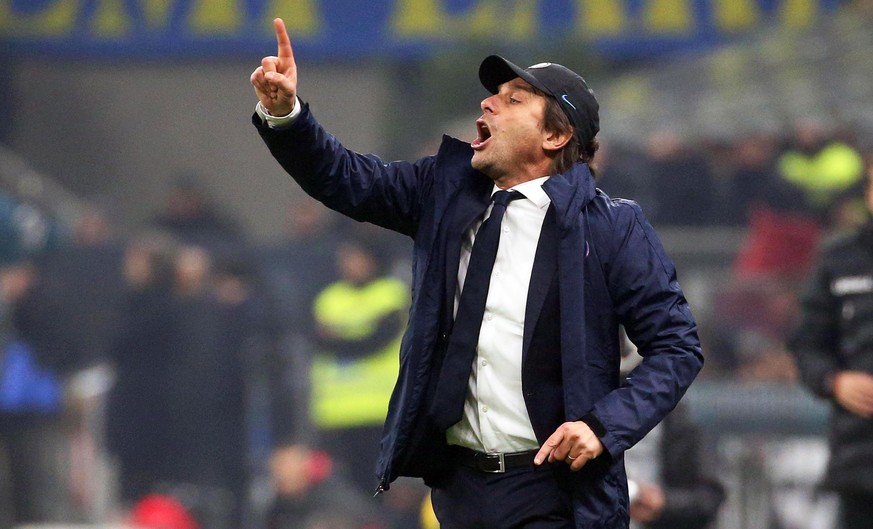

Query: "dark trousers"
left=431, top=458, right=573, bottom=529
left=839, top=492, right=873, bottom=529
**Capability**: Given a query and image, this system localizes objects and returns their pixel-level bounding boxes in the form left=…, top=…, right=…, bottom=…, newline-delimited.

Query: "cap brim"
left=479, top=55, right=553, bottom=97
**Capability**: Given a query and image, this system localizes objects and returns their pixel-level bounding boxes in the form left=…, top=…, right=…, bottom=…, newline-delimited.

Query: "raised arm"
left=248, top=18, right=437, bottom=237
left=251, top=18, right=298, bottom=116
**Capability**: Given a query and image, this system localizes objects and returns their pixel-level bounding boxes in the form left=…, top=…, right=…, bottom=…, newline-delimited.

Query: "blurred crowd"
left=0, top=177, right=425, bottom=529
left=599, top=117, right=871, bottom=384
left=0, top=114, right=870, bottom=529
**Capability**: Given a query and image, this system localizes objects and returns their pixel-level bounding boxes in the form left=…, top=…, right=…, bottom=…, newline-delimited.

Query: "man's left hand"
left=534, top=421, right=604, bottom=471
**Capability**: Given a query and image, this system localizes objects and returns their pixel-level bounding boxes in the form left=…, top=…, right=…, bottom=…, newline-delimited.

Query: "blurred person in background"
left=594, top=140, right=655, bottom=217
left=624, top=408, right=724, bottom=529
left=714, top=129, right=826, bottom=381
left=642, top=129, right=715, bottom=226
left=0, top=259, right=74, bottom=528
left=621, top=344, right=724, bottom=529
left=250, top=18, right=702, bottom=529
left=253, top=197, right=343, bottom=526
left=108, top=234, right=266, bottom=529
left=256, top=197, right=342, bottom=449
left=777, top=118, right=865, bottom=225
left=31, top=206, right=126, bottom=370
left=266, top=443, right=385, bottom=529
left=719, top=134, right=782, bottom=227
left=108, top=233, right=179, bottom=508
left=158, top=244, right=252, bottom=529
left=308, top=235, right=409, bottom=495
left=150, top=175, right=248, bottom=263
left=14, top=206, right=126, bottom=519
left=788, top=167, right=873, bottom=529
left=256, top=207, right=421, bottom=527
left=733, top=119, right=864, bottom=286
left=0, top=194, right=76, bottom=528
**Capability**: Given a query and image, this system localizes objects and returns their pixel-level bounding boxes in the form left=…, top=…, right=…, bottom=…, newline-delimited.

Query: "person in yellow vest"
left=777, top=118, right=865, bottom=221
left=309, top=237, right=409, bottom=494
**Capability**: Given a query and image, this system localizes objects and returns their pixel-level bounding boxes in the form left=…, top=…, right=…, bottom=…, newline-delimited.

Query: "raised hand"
left=251, top=18, right=298, bottom=116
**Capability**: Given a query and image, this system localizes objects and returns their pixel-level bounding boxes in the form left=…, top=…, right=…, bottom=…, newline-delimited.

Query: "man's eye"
left=509, top=97, right=520, bottom=104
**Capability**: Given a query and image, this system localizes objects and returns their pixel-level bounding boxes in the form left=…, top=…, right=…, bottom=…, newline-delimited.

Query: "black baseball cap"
left=479, top=55, right=600, bottom=146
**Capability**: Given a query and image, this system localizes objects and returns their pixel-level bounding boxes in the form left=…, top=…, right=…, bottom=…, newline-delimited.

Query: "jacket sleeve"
left=253, top=102, right=433, bottom=238
left=787, top=253, right=842, bottom=397
left=588, top=200, right=704, bottom=457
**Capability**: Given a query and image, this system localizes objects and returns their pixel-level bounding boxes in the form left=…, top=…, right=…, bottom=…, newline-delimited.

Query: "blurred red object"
left=733, top=206, right=821, bottom=281
left=128, top=494, right=199, bottom=529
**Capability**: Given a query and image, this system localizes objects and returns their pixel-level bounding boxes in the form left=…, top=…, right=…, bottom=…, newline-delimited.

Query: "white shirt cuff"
left=255, top=98, right=301, bottom=129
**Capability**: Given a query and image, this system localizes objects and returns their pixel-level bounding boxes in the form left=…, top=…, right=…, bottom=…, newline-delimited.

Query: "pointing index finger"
left=274, top=18, right=293, bottom=62
left=534, top=431, right=563, bottom=465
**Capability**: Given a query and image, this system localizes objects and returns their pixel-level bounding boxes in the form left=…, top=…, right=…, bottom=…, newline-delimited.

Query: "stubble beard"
left=471, top=151, right=503, bottom=182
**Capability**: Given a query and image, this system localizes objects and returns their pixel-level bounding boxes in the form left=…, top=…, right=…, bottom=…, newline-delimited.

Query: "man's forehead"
left=498, top=77, right=539, bottom=93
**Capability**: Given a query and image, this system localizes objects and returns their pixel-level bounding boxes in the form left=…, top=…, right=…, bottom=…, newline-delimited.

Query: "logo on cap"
left=561, top=94, right=577, bottom=110
left=528, top=63, right=552, bottom=69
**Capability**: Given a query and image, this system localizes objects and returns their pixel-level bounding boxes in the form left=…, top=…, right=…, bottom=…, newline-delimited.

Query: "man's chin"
left=471, top=153, right=489, bottom=174
left=472, top=166, right=499, bottom=182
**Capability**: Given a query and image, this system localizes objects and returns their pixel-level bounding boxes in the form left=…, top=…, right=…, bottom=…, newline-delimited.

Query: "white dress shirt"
left=446, top=177, right=551, bottom=453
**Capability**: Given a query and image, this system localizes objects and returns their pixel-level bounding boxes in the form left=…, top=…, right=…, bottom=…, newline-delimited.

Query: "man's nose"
left=481, top=95, right=496, bottom=113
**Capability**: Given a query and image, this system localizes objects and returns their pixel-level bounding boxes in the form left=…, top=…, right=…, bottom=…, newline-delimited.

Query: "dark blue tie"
left=430, top=189, right=524, bottom=430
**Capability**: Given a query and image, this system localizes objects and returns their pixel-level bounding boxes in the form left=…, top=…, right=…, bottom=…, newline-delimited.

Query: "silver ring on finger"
left=567, top=454, right=577, bottom=461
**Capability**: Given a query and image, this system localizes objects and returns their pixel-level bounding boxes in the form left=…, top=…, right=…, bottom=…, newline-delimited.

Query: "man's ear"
left=543, top=128, right=572, bottom=154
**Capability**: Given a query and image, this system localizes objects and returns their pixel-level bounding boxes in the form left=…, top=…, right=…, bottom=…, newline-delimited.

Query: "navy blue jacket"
left=254, top=103, right=703, bottom=528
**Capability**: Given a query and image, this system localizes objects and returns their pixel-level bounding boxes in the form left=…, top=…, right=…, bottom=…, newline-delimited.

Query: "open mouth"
left=471, top=119, right=491, bottom=150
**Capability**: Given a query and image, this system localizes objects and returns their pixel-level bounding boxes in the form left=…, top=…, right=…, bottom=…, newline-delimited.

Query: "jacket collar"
left=542, top=163, right=597, bottom=231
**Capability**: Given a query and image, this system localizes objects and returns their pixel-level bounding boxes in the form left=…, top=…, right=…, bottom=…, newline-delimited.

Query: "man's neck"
left=490, top=165, right=554, bottom=189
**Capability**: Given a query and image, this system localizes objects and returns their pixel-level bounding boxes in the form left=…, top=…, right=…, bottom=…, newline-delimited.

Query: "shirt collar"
left=491, top=176, right=551, bottom=210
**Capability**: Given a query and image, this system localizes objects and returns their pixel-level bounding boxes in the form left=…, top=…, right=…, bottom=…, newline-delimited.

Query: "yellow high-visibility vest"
left=778, top=142, right=864, bottom=210
left=310, top=276, right=408, bottom=429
